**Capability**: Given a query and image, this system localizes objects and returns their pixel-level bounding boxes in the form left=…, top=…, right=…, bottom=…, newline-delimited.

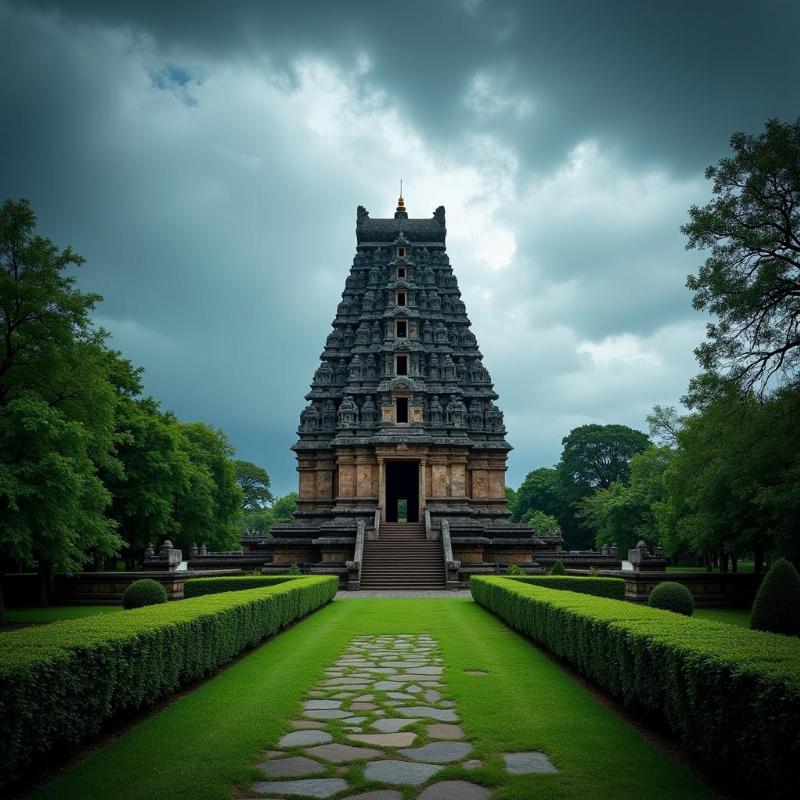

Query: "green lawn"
left=666, top=561, right=755, bottom=573
left=5, top=605, right=120, bottom=626
left=693, top=607, right=751, bottom=628
left=29, top=597, right=710, bottom=800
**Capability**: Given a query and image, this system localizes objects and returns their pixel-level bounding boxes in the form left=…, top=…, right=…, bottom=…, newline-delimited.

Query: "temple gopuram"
left=242, top=195, right=562, bottom=588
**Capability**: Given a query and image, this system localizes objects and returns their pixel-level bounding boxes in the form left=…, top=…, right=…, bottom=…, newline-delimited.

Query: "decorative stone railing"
left=440, top=520, right=461, bottom=590
left=369, top=509, right=380, bottom=541
left=346, top=520, right=366, bottom=591
left=424, top=509, right=439, bottom=540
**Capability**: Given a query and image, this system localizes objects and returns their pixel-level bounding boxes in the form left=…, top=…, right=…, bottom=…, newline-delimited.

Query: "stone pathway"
left=243, top=634, right=557, bottom=799
left=334, top=592, right=472, bottom=599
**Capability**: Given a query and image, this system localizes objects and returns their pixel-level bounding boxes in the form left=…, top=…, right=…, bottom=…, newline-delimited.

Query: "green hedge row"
left=471, top=576, right=800, bottom=797
left=507, top=574, right=625, bottom=600
left=183, top=574, right=299, bottom=598
left=0, top=575, right=337, bottom=789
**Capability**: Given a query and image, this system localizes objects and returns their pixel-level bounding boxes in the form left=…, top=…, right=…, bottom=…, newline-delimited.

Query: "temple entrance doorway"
left=385, top=460, right=420, bottom=523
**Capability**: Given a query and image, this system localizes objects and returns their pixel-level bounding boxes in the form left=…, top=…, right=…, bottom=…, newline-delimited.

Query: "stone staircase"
left=359, top=523, right=446, bottom=590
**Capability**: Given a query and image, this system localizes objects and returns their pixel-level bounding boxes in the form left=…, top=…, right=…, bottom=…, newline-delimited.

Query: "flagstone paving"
left=243, top=633, right=558, bottom=799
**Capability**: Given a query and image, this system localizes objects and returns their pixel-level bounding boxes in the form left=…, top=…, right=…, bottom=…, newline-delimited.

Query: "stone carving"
left=300, top=403, right=320, bottom=431
left=428, top=353, right=440, bottom=381
left=348, top=355, right=363, bottom=381
left=321, top=400, right=337, bottom=430
left=445, top=395, right=466, bottom=427
left=360, top=396, right=378, bottom=426
left=337, top=395, right=359, bottom=428
left=468, top=400, right=483, bottom=430
left=428, top=395, right=443, bottom=424
left=440, top=355, right=456, bottom=381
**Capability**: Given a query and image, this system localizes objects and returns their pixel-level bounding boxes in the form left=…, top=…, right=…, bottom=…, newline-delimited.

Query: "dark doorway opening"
left=385, top=460, right=419, bottom=523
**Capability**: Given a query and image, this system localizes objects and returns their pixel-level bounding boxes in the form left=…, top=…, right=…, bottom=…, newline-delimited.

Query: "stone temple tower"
left=245, top=195, right=561, bottom=587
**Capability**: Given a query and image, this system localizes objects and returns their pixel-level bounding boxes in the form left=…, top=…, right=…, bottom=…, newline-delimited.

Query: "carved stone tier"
left=241, top=198, right=562, bottom=585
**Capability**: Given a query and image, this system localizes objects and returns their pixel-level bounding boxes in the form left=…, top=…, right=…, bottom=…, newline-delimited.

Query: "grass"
left=5, top=605, right=120, bottom=626
left=693, top=607, right=751, bottom=628
left=666, top=561, right=755, bottom=573
left=29, top=597, right=710, bottom=800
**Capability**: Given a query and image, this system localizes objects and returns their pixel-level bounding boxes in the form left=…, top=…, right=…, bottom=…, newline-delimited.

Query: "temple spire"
left=395, top=180, right=408, bottom=219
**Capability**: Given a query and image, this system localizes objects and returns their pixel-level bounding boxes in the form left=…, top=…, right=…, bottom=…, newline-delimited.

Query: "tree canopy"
left=684, top=117, right=800, bottom=401
left=234, top=460, right=273, bottom=509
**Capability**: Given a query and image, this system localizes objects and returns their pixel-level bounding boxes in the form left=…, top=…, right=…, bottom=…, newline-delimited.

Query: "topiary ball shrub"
left=122, top=578, right=167, bottom=610
left=649, top=581, right=694, bottom=616
left=550, top=559, right=566, bottom=575
left=751, top=558, right=800, bottom=636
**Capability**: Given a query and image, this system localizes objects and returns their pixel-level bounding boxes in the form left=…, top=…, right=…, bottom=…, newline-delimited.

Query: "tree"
left=655, top=388, right=800, bottom=570
left=683, top=118, right=800, bottom=401
left=0, top=200, right=122, bottom=617
left=578, top=445, right=672, bottom=554
left=234, top=460, right=273, bottom=509
left=558, top=424, right=651, bottom=491
left=239, top=491, right=299, bottom=534
left=522, top=509, right=560, bottom=535
left=0, top=396, right=121, bottom=620
left=173, top=422, right=243, bottom=553
left=505, top=485, right=518, bottom=517
left=101, top=396, right=188, bottom=568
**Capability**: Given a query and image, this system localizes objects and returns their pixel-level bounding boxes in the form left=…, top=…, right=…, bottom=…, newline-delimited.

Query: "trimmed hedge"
left=549, top=559, right=566, bottom=575
left=507, top=574, right=626, bottom=600
left=751, top=558, right=800, bottom=636
left=649, top=580, right=694, bottom=616
left=471, top=576, right=800, bottom=797
left=122, top=578, right=167, bottom=609
left=183, top=574, right=299, bottom=598
left=0, top=575, right=337, bottom=789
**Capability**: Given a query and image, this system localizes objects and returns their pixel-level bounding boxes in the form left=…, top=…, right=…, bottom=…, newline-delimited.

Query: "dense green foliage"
left=0, top=200, right=250, bottom=617
left=234, top=460, right=273, bottom=509
left=648, top=581, right=694, bottom=616
left=549, top=559, right=566, bottom=575
left=472, top=576, right=800, bottom=797
left=656, top=389, right=800, bottom=567
left=183, top=574, right=297, bottom=598
left=579, top=445, right=672, bottom=554
left=507, top=574, right=625, bottom=600
left=751, top=558, right=800, bottom=636
left=0, top=576, right=337, bottom=788
left=122, top=578, right=167, bottom=609
left=237, top=491, right=298, bottom=534
left=0, top=199, right=125, bottom=617
left=513, top=425, right=651, bottom=549
left=521, top=508, right=560, bottom=535
left=683, top=118, right=800, bottom=400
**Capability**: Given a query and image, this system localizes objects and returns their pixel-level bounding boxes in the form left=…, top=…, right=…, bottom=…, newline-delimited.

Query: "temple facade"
left=243, top=196, right=561, bottom=586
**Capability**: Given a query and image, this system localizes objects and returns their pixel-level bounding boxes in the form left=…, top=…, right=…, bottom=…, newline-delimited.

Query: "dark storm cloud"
left=16, top=0, right=800, bottom=175
left=1, top=0, right=798, bottom=491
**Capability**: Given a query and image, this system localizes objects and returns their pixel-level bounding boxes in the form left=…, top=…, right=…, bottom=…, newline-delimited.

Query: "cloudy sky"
left=2, top=1, right=798, bottom=493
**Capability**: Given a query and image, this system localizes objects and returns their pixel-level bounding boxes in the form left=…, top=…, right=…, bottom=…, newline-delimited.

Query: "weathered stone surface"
left=350, top=702, right=377, bottom=710
left=251, top=778, right=348, bottom=798
left=462, top=760, right=482, bottom=770
left=258, top=755, right=325, bottom=778
left=342, top=716, right=367, bottom=724
left=304, top=708, right=352, bottom=720
left=398, top=706, right=458, bottom=722
left=398, top=741, right=472, bottom=763
left=290, top=719, right=326, bottom=730
left=304, top=699, right=342, bottom=710
left=503, top=751, right=558, bottom=774
left=405, top=666, right=443, bottom=675
left=305, top=743, right=382, bottom=763
left=371, top=717, right=419, bottom=733
left=426, top=723, right=465, bottom=740
left=417, top=780, right=491, bottom=800
left=363, top=760, right=441, bottom=786
left=423, top=690, right=441, bottom=703
left=373, top=680, right=407, bottom=691
left=279, top=730, right=334, bottom=748
left=349, top=732, right=417, bottom=747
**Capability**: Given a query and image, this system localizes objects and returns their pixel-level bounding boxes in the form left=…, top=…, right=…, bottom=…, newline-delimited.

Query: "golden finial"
left=395, top=180, right=407, bottom=218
